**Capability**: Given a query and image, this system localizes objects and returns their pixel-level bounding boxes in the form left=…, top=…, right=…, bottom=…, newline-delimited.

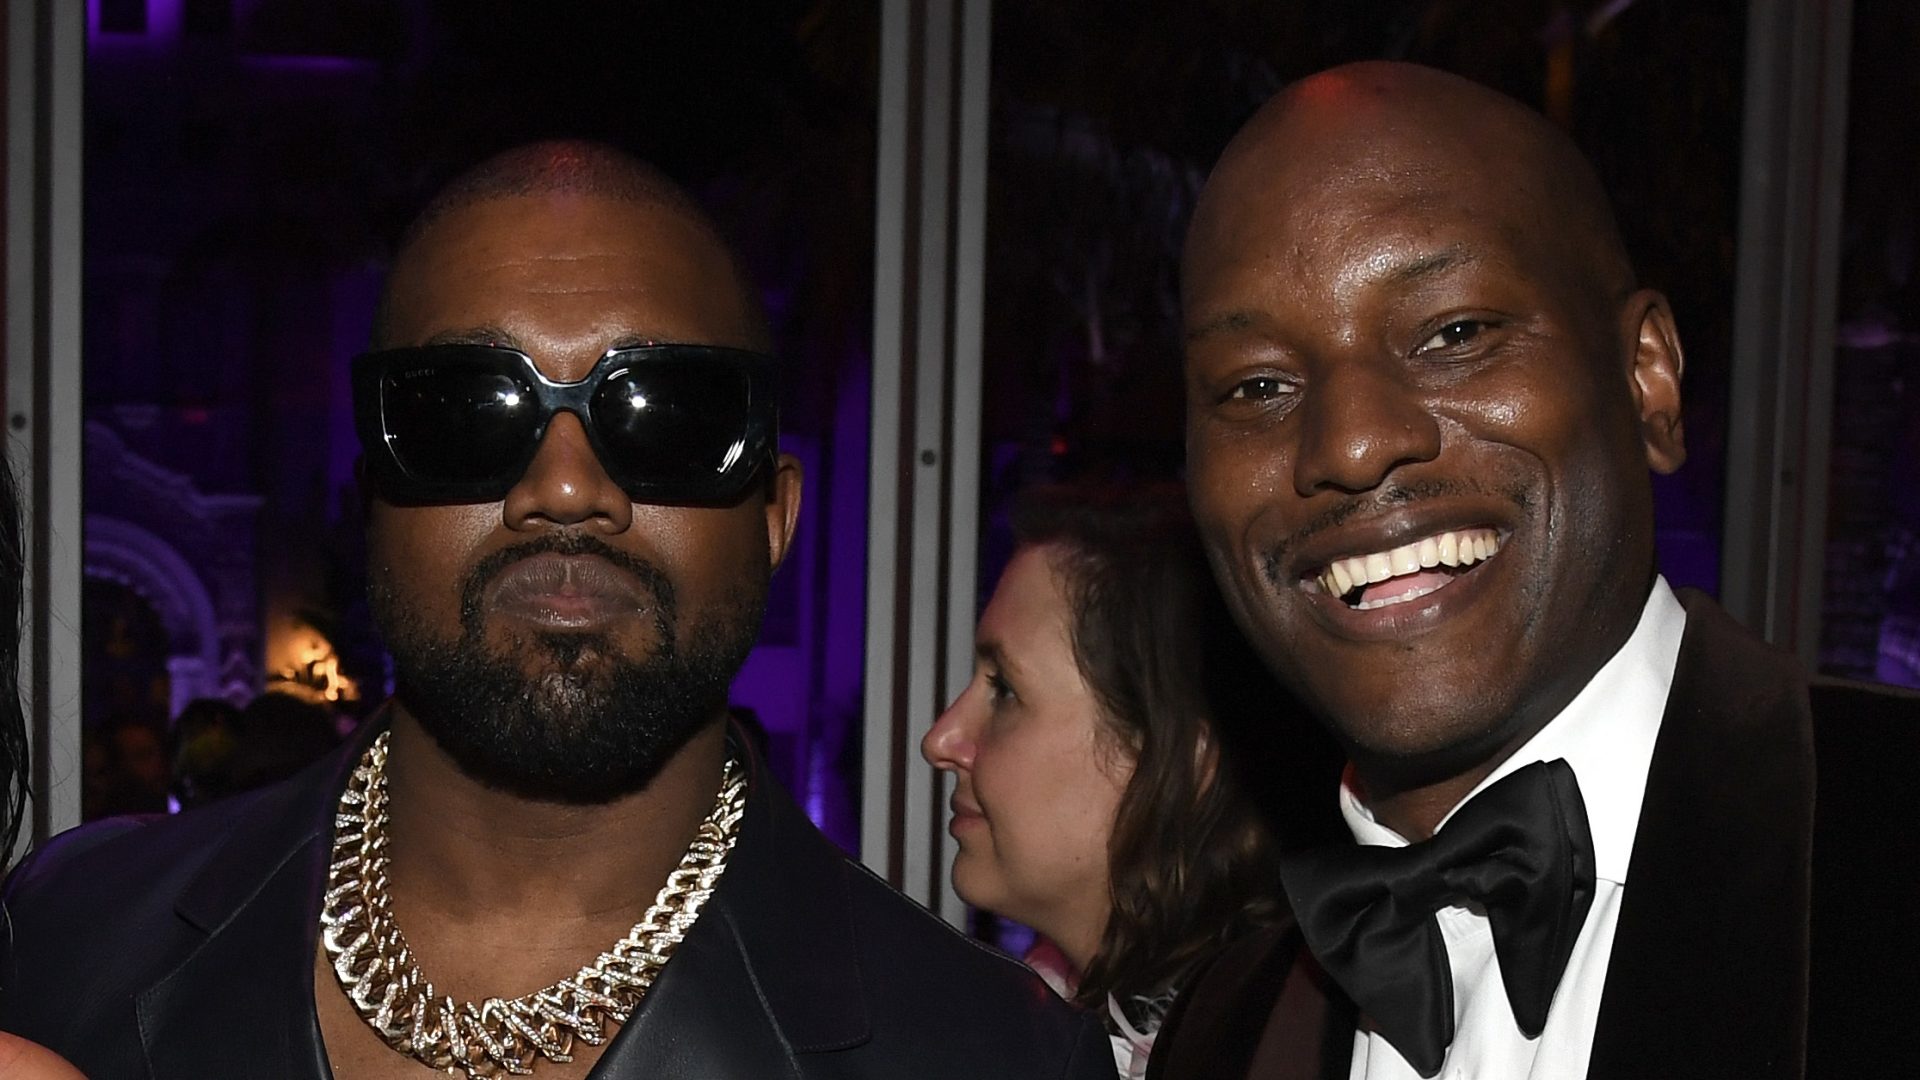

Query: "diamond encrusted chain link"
left=320, top=731, right=747, bottom=1077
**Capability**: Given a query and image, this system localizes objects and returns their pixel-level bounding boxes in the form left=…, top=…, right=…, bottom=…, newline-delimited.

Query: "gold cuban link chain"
left=320, top=730, right=747, bottom=1077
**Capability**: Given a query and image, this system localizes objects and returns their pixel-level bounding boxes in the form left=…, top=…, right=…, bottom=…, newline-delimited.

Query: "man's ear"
left=1623, top=289, right=1686, bottom=475
left=764, top=452, right=804, bottom=573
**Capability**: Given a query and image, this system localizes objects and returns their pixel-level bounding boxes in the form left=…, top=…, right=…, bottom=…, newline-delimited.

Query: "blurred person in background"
left=168, top=697, right=240, bottom=811
left=226, top=690, right=340, bottom=792
left=168, top=693, right=342, bottom=812
left=81, top=715, right=171, bottom=820
left=109, top=717, right=170, bottom=809
left=922, top=484, right=1336, bottom=1079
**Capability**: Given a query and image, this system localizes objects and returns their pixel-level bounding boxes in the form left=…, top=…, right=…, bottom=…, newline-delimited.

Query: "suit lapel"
left=1587, top=592, right=1813, bottom=1079
left=585, top=904, right=800, bottom=1079
left=133, top=721, right=359, bottom=1080
left=136, top=832, right=334, bottom=1079
left=586, top=737, right=868, bottom=1078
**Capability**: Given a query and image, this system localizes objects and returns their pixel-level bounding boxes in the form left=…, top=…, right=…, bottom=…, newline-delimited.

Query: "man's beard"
left=371, top=533, right=766, bottom=804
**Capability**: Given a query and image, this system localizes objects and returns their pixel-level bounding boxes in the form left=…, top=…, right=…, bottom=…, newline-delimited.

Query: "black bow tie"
left=1278, top=758, right=1597, bottom=1078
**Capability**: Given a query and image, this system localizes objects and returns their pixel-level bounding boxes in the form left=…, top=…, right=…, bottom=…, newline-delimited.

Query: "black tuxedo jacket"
left=0, top=719, right=1113, bottom=1079
left=1148, top=591, right=1920, bottom=1080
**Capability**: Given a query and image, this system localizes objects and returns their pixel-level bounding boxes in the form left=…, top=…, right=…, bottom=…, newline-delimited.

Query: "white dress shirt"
left=1343, top=578, right=1687, bottom=1080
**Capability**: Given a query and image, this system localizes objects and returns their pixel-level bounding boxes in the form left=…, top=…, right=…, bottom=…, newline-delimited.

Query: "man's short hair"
left=371, top=140, right=770, bottom=350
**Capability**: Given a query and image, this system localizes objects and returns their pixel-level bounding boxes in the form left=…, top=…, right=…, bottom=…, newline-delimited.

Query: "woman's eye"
left=985, top=671, right=1014, bottom=704
left=1419, top=320, right=1488, bottom=352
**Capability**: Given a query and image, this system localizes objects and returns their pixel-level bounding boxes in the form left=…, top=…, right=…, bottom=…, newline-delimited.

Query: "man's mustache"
left=457, top=532, right=678, bottom=636
left=1260, top=478, right=1530, bottom=586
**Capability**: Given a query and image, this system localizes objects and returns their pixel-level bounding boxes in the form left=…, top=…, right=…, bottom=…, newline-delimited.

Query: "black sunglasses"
left=352, top=343, right=779, bottom=506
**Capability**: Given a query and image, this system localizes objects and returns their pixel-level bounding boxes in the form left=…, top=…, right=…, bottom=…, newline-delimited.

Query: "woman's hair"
left=1009, top=483, right=1332, bottom=1009
left=0, top=463, right=26, bottom=860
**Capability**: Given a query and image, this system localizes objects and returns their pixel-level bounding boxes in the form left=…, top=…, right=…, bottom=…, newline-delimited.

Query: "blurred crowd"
left=81, top=694, right=346, bottom=821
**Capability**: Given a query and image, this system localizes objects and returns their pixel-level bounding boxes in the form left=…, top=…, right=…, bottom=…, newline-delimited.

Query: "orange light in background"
left=268, top=624, right=359, bottom=705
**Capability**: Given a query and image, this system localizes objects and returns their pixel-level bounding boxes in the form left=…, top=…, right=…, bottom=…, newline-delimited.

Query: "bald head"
left=1179, top=60, right=1690, bottom=791
left=374, top=140, right=768, bottom=349
left=1187, top=62, right=1634, bottom=323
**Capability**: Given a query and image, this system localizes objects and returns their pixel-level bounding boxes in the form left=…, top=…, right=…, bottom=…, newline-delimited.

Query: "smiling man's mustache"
left=1259, top=477, right=1532, bottom=588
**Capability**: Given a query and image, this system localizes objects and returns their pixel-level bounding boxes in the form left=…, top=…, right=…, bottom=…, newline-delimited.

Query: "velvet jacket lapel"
left=130, top=716, right=869, bottom=1080
left=1145, top=922, right=1355, bottom=1080
left=1586, top=590, right=1814, bottom=1079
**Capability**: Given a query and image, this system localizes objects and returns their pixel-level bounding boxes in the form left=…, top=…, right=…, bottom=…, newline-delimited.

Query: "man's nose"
left=501, top=411, right=634, bottom=533
left=1291, top=357, right=1442, bottom=496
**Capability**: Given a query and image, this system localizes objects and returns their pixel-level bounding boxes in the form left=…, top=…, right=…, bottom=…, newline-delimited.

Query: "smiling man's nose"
left=1292, top=360, right=1443, bottom=496
left=502, top=412, right=634, bottom=533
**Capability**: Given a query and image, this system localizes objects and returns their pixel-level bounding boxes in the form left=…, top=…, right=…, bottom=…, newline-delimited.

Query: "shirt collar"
left=1340, top=576, right=1687, bottom=884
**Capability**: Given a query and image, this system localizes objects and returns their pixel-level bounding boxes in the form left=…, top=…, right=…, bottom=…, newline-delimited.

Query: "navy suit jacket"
left=1147, top=591, right=1920, bottom=1080
left=0, top=719, right=1113, bottom=1079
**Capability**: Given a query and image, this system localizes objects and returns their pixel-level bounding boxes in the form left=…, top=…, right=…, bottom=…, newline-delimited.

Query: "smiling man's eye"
left=1226, top=376, right=1289, bottom=402
left=1419, top=320, right=1488, bottom=351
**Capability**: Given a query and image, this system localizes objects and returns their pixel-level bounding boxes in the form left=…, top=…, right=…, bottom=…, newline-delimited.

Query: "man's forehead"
left=400, top=193, right=716, bottom=272
left=1185, top=166, right=1518, bottom=302
left=1186, top=65, right=1628, bottom=316
left=1195, top=130, right=1494, bottom=246
left=382, top=195, right=754, bottom=353
left=415, top=323, right=688, bottom=354
left=1184, top=240, right=1495, bottom=347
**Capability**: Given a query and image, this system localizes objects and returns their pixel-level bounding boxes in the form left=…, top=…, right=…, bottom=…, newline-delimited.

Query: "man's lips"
left=484, top=552, right=655, bottom=630
left=1282, top=522, right=1505, bottom=622
left=1304, top=526, right=1506, bottom=611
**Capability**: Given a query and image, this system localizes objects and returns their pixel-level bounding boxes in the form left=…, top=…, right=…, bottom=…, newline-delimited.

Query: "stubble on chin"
left=368, top=544, right=766, bottom=805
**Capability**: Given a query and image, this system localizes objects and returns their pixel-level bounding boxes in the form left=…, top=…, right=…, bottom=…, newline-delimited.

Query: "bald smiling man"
left=1148, top=64, right=1920, bottom=1080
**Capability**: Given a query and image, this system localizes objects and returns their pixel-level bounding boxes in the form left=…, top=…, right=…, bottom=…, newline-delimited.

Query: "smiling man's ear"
left=1623, top=289, right=1686, bottom=475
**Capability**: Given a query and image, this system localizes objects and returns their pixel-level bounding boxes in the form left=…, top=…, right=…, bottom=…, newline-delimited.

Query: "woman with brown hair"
left=923, top=484, right=1329, bottom=1078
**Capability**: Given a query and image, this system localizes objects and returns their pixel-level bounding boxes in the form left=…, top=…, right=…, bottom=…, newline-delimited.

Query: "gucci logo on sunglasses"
left=352, top=343, right=779, bottom=506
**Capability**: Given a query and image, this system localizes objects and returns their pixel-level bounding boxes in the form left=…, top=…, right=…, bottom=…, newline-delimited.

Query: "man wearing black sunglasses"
left=1, top=142, right=1111, bottom=1080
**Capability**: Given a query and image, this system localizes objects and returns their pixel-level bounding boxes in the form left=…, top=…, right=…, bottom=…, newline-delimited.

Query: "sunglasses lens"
left=381, top=361, right=538, bottom=485
left=589, top=360, right=758, bottom=489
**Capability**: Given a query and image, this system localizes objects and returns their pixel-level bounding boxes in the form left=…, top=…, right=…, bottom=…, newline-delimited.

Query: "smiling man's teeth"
left=1313, top=528, right=1504, bottom=602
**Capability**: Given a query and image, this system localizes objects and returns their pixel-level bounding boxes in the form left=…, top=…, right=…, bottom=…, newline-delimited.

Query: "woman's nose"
left=921, top=690, right=980, bottom=771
